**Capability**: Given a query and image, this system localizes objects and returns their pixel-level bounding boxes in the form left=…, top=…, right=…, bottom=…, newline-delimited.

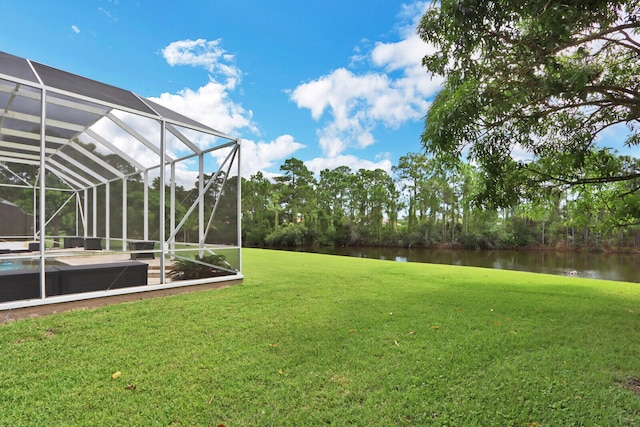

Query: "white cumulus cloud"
left=82, top=37, right=300, bottom=184
left=238, top=135, right=306, bottom=177
left=151, top=79, right=256, bottom=138
left=155, top=38, right=309, bottom=179
left=161, top=38, right=240, bottom=83
left=289, top=3, right=441, bottom=160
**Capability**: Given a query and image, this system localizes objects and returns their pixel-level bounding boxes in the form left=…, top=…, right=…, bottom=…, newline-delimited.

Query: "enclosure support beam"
left=237, top=141, right=242, bottom=273
left=105, top=182, right=110, bottom=250
left=83, top=189, right=89, bottom=238
left=199, top=154, right=204, bottom=256
left=122, top=178, right=127, bottom=250
left=38, top=88, right=47, bottom=299
left=92, top=186, right=97, bottom=238
left=170, top=161, right=176, bottom=257
left=32, top=187, right=37, bottom=240
left=159, top=120, right=166, bottom=284
left=144, top=171, right=149, bottom=241
left=75, top=192, right=80, bottom=237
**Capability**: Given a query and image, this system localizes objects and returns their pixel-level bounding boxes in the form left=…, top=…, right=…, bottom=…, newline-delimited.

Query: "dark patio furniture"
left=0, top=261, right=148, bottom=302
left=57, top=261, right=148, bottom=294
left=129, top=241, right=155, bottom=259
left=83, top=238, right=102, bottom=250
left=0, top=268, right=60, bottom=302
left=64, top=236, right=85, bottom=249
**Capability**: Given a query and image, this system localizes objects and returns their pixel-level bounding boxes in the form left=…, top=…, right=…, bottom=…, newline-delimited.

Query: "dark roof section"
left=0, top=51, right=39, bottom=83
left=31, top=60, right=157, bottom=115
left=0, top=50, right=228, bottom=136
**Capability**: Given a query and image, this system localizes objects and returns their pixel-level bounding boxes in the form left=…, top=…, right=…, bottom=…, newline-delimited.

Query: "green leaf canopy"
left=418, top=0, right=640, bottom=207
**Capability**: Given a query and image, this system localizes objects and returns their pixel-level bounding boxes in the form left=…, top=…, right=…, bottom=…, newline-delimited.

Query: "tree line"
left=2, top=147, right=639, bottom=252
left=242, top=153, right=640, bottom=251
left=244, top=2, right=640, bottom=252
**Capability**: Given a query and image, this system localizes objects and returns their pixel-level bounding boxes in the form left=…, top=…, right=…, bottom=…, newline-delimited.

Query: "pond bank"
left=272, top=245, right=640, bottom=283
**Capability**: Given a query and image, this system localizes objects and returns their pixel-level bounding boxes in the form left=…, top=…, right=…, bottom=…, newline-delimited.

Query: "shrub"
left=168, top=253, right=230, bottom=280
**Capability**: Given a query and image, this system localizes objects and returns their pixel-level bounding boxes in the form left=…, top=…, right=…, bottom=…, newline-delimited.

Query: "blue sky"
left=1, top=1, right=635, bottom=182
left=1, top=0, right=443, bottom=180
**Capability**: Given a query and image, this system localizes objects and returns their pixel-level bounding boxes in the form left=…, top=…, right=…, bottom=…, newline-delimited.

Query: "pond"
left=283, top=246, right=640, bottom=284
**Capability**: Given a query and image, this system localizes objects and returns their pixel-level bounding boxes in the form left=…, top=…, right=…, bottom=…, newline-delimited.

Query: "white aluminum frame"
left=0, top=52, right=243, bottom=311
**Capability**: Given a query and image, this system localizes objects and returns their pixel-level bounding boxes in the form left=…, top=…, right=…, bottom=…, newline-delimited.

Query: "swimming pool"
left=0, top=259, right=63, bottom=271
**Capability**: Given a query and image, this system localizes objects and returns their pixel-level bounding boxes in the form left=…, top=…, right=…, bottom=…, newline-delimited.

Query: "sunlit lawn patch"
left=1, top=248, right=640, bottom=425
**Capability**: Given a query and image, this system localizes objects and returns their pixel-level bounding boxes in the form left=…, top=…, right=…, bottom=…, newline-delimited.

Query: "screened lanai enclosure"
left=0, top=51, right=242, bottom=310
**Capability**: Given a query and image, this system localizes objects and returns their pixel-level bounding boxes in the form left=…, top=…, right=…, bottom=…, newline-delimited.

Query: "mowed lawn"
left=2, top=248, right=640, bottom=426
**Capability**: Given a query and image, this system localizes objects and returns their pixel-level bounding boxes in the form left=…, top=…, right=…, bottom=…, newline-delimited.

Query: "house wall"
left=0, top=200, right=34, bottom=237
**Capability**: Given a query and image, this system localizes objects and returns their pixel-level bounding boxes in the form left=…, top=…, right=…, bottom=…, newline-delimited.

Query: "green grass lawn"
left=2, top=248, right=640, bottom=426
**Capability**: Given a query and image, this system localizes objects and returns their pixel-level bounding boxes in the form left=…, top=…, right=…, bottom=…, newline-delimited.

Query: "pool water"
left=0, top=259, right=63, bottom=271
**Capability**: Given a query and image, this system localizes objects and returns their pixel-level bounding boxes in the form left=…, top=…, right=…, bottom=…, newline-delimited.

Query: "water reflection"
left=287, top=246, right=640, bottom=283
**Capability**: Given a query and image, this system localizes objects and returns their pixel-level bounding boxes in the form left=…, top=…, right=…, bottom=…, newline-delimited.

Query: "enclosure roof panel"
left=31, top=60, right=157, bottom=116
left=0, top=51, right=238, bottom=190
left=0, top=52, right=39, bottom=84
left=0, top=51, right=231, bottom=135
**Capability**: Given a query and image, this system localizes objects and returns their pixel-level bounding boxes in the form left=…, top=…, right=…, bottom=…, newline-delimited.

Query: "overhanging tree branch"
left=419, top=1, right=640, bottom=216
